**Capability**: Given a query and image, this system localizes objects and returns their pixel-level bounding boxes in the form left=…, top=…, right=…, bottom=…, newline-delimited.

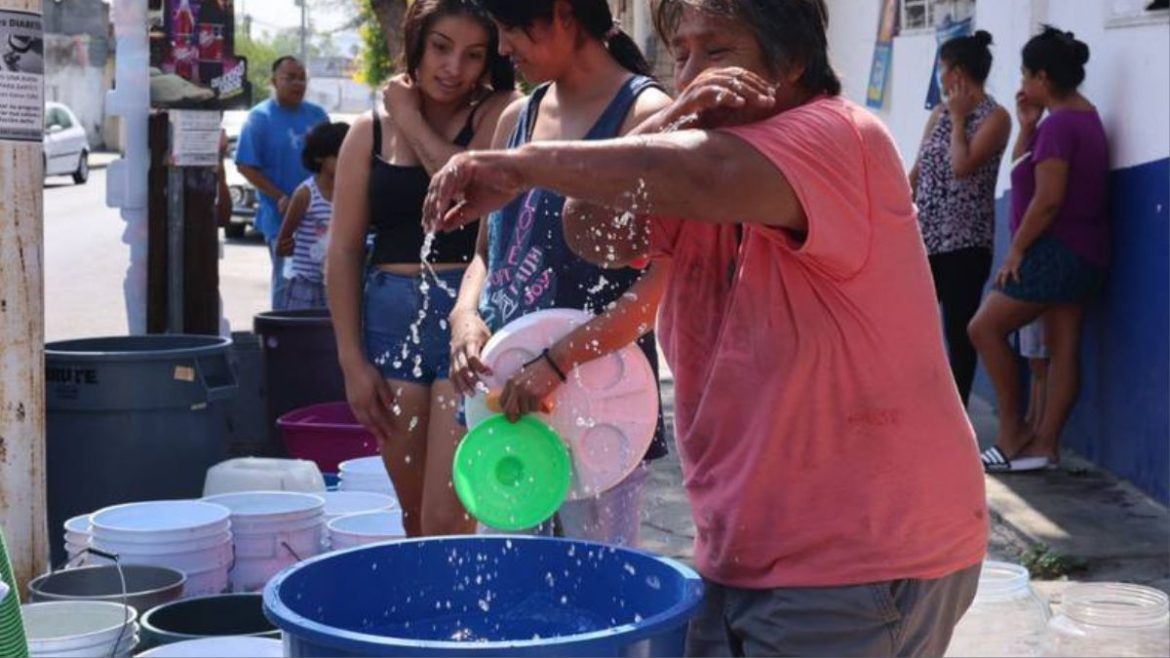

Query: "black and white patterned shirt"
left=915, top=96, right=1004, bottom=255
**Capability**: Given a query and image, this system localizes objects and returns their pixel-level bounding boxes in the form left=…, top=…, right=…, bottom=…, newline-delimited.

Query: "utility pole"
left=298, top=0, right=307, bottom=63
left=0, top=0, right=49, bottom=593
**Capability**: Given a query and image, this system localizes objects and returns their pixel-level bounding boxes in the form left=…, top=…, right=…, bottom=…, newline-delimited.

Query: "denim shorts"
left=999, top=235, right=1104, bottom=304
left=363, top=268, right=464, bottom=384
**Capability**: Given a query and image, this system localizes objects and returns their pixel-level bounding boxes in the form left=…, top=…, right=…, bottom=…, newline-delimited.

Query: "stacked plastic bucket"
left=202, top=492, right=325, bottom=592
left=63, top=515, right=91, bottom=563
left=87, top=501, right=233, bottom=598
left=327, top=512, right=407, bottom=550
left=21, top=601, right=139, bottom=657
left=337, top=457, right=398, bottom=497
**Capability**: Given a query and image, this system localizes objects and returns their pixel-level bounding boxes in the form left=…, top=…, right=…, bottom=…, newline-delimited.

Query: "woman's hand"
left=383, top=73, right=421, bottom=123
left=1015, top=90, right=1043, bottom=133
left=660, top=67, right=777, bottom=131
left=996, top=244, right=1026, bottom=288
left=342, top=360, right=398, bottom=444
left=945, top=77, right=978, bottom=119
left=498, top=355, right=562, bottom=423
left=424, top=151, right=524, bottom=233
left=448, top=308, right=494, bottom=396
left=276, top=233, right=296, bottom=257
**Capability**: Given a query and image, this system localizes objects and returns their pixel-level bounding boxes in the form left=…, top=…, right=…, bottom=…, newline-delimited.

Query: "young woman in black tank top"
left=327, top=0, right=518, bottom=538
left=444, top=0, right=674, bottom=545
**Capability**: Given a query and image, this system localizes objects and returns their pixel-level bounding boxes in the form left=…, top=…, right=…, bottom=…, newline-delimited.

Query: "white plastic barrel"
left=202, top=457, right=326, bottom=497
left=327, top=511, right=406, bottom=551
left=21, top=601, right=139, bottom=658
left=203, top=491, right=325, bottom=592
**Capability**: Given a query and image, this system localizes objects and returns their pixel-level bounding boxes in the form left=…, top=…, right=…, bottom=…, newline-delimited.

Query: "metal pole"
left=299, top=0, right=307, bottom=63
left=167, top=166, right=185, bottom=332
left=0, top=0, right=50, bottom=593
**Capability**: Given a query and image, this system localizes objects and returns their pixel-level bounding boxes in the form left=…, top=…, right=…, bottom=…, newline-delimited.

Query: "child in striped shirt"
left=276, top=121, right=349, bottom=309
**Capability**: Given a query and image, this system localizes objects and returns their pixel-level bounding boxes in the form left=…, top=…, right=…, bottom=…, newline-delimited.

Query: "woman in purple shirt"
left=970, top=27, right=1109, bottom=472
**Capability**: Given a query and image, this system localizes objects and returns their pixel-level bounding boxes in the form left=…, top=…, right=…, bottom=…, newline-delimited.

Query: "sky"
left=237, top=0, right=361, bottom=55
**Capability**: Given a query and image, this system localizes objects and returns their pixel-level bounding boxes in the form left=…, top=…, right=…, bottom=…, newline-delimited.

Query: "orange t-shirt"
left=651, top=96, right=987, bottom=588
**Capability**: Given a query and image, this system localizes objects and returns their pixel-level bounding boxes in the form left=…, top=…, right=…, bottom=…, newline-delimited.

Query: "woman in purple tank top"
left=970, top=27, right=1110, bottom=473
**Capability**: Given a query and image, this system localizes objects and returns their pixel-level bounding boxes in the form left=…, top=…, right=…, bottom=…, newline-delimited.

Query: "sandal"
left=981, top=446, right=1057, bottom=473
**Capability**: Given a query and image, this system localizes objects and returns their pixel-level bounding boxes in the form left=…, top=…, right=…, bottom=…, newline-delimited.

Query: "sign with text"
left=0, top=9, right=43, bottom=142
left=866, top=0, right=900, bottom=109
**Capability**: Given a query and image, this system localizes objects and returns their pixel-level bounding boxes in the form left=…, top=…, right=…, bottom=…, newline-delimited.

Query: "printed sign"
left=924, top=0, right=976, bottom=109
left=149, top=0, right=251, bottom=110
left=170, top=109, right=222, bottom=166
left=0, top=9, right=44, bottom=142
left=866, top=0, right=900, bottom=109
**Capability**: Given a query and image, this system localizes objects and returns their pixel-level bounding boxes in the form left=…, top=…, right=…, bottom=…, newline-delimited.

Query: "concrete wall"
left=826, top=0, right=1170, bottom=501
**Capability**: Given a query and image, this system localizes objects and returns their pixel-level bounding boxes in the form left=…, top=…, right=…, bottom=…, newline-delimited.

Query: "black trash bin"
left=253, top=310, right=346, bottom=455
left=224, top=331, right=272, bottom=457
left=45, top=335, right=238, bottom=567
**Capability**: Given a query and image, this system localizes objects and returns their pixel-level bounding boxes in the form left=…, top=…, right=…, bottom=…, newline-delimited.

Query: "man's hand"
left=658, top=67, right=777, bottom=131
left=423, top=152, right=525, bottom=233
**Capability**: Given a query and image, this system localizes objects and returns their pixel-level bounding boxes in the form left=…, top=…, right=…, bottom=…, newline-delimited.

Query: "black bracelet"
left=541, top=348, right=568, bottom=382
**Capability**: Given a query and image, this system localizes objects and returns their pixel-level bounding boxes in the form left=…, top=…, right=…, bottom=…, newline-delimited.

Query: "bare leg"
left=968, top=291, right=1047, bottom=456
left=419, top=379, right=476, bottom=536
left=1026, top=358, right=1050, bottom=433
left=1026, top=304, right=1086, bottom=461
left=380, top=380, right=431, bottom=538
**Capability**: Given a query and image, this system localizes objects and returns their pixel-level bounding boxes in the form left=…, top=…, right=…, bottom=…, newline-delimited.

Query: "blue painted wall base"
left=973, top=158, right=1169, bottom=503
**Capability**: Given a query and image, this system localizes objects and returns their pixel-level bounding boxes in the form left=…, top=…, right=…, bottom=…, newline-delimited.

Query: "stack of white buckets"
left=60, top=457, right=408, bottom=597
left=87, top=501, right=234, bottom=597
left=202, top=492, right=326, bottom=592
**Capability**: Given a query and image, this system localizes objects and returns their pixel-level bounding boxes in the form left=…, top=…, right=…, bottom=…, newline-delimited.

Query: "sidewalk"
left=639, top=379, right=1170, bottom=603
left=88, top=152, right=120, bottom=170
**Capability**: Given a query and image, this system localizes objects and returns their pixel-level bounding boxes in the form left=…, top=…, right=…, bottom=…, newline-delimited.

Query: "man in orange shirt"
left=424, top=1, right=987, bottom=655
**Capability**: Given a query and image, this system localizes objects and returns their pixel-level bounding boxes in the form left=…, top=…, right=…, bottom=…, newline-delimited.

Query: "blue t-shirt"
left=481, top=76, right=668, bottom=461
left=235, top=99, right=328, bottom=240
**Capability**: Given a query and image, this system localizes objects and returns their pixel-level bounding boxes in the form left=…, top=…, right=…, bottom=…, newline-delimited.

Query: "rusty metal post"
left=0, top=0, right=49, bottom=594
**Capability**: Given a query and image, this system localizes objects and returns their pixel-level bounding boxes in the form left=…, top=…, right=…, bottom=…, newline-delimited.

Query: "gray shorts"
left=686, top=563, right=980, bottom=657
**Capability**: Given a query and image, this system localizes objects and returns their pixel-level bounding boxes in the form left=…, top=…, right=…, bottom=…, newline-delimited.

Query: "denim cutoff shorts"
left=363, top=268, right=464, bottom=384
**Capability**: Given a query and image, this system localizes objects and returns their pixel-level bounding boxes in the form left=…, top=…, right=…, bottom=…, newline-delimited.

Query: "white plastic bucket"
left=337, top=457, right=397, bottom=496
left=89, top=535, right=233, bottom=573
left=202, top=457, right=326, bottom=497
left=203, top=491, right=325, bottom=592
left=90, top=501, right=231, bottom=544
left=138, top=636, right=284, bottom=657
left=327, top=511, right=406, bottom=550
left=320, top=491, right=398, bottom=521
left=63, top=515, right=93, bottom=564
left=21, top=600, right=139, bottom=657
left=180, top=563, right=232, bottom=598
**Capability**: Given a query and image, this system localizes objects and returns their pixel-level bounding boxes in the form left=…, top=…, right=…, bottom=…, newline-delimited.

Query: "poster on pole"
left=924, top=0, right=976, bottom=109
left=149, top=0, right=252, bottom=110
left=866, top=0, right=900, bottom=109
left=0, top=9, right=44, bottom=142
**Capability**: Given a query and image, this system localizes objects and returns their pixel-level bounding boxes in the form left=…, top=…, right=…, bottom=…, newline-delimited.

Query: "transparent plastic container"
left=946, top=561, right=1051, bottom=657
left=1043, top=583, right=1170, bottom=657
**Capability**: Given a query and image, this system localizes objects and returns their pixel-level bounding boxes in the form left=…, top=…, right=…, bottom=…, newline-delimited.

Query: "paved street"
left=44, top=167, right=272, bottom=342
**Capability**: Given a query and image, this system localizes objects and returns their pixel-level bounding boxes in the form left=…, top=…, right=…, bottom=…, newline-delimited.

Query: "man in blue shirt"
left=235, top=56, right=328, bottom=309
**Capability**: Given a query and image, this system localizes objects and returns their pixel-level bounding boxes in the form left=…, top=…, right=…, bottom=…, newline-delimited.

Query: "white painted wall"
left=826, top=0, right=1170, bottom=194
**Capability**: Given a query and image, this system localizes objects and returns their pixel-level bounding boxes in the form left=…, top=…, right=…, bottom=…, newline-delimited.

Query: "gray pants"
left=686, top=563, right=980, bottom=657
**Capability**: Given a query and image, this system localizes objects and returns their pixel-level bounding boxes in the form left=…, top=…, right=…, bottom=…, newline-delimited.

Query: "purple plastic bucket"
left=278, top=402, right=379, bottom=473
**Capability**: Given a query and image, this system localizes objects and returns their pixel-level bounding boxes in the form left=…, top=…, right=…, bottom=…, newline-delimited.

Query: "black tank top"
left=367, top=107, right=480, bottom=265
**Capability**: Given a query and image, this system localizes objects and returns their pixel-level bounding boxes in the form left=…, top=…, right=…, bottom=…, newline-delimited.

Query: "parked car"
left=222, top=110, right=254, bottom=238
left=43, top=102, right=89, bottom=184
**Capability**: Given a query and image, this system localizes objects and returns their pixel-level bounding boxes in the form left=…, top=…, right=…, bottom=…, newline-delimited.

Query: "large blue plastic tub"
left=263, top=536, right=704, bottom=656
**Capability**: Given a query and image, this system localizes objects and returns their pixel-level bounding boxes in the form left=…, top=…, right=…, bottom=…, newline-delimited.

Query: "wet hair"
left=403, top=0, right=516, bottom=92
left=653, top=0, right=841, bottom=96
left=271, top=55, right=300, bottom=75
left=1022, top=25, right=1091, bottom=94
left=301, top=121, right=349, bottom=173
left=939, top=30, right=994, bottom=84
left=481, top=0, right=652, bottom=76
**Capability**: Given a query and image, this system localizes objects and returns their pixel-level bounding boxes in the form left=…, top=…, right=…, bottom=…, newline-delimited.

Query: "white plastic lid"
left=91, top=500, right=231, bottom=536
left=464, top=308, right=659, bottom=499
left=320, top=491, right=399, bottom=517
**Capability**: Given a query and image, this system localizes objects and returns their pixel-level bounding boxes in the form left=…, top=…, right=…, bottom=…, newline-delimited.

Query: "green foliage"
left=356, top=0, right=396, bottom=87
left=1021, top=544, right=1087, bottom=580
left=234, top=26, right=323, bottom=104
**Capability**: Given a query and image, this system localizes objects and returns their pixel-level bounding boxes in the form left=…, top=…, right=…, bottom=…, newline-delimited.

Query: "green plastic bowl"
left=452, top=414, right=571, bottom=531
